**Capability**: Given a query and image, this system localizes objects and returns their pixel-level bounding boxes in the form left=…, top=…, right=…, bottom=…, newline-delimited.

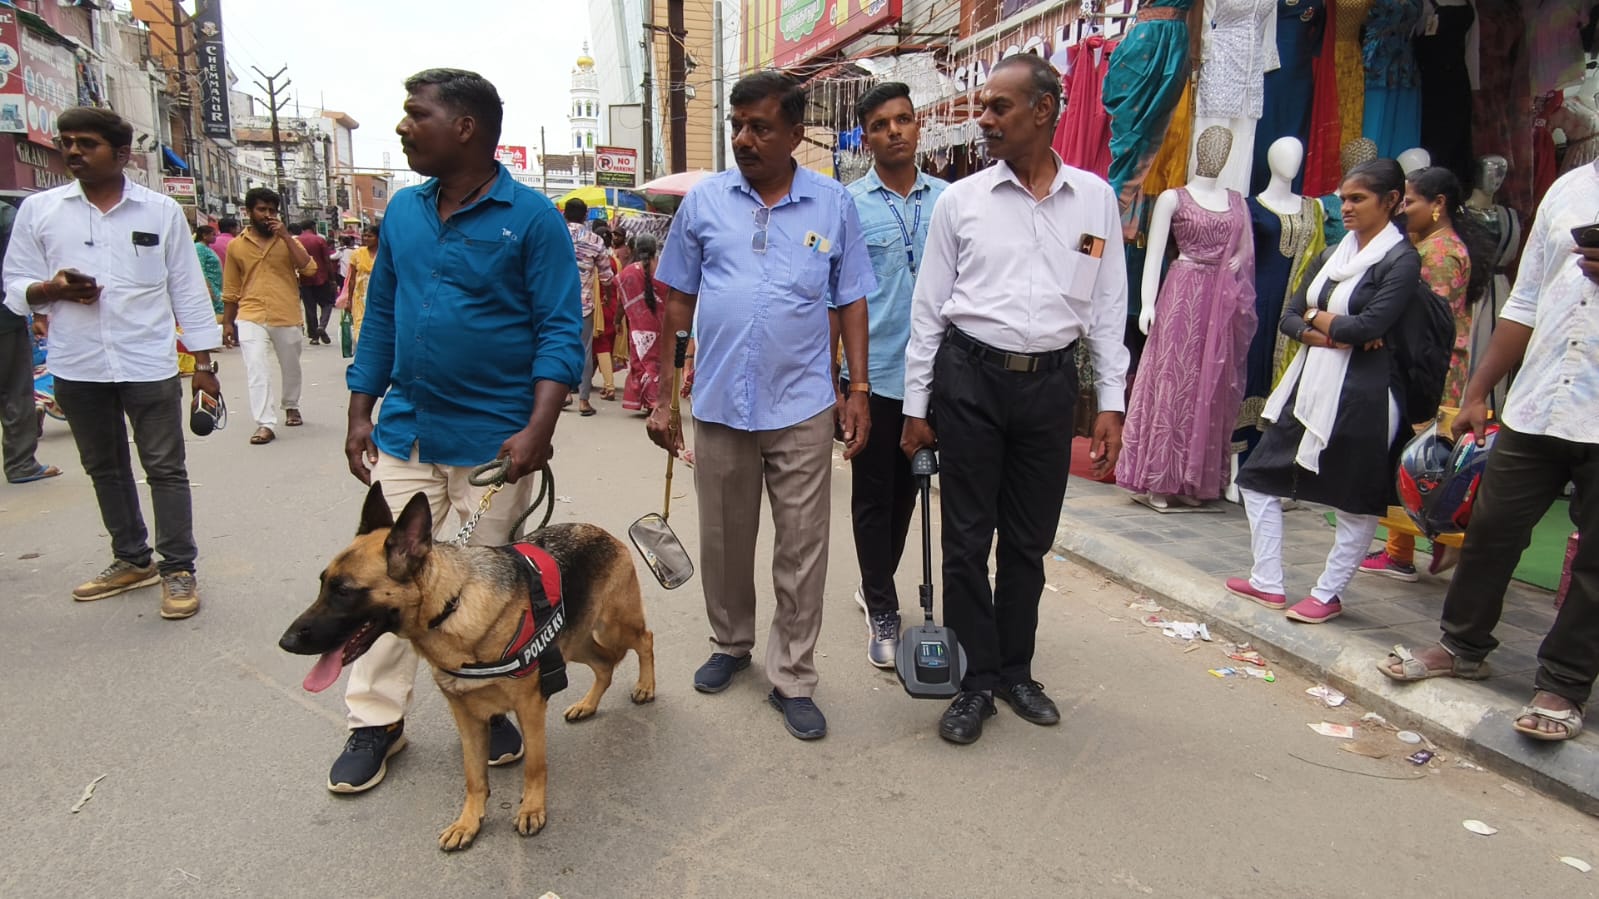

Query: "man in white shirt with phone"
left=2, top=107, right=222, bottom=620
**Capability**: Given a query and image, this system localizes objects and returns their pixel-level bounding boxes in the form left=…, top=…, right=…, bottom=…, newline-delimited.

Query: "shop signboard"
left=0, top=10, right=24, bottom=136
left=741, top=0, right=902, bottom=70
left=18, top=25, right=75, bottom=148
left=594, top=145, right=637, bottom=187
left=496, top=145, right=529, bottom=170
left=194, top=0, right=233, bottom=141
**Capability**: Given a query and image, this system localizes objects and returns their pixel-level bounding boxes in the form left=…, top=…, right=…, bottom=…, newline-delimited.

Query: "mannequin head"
left=1194, top=126, right=1233, bottom=179
left=1339, top=138, right=1378, bottom=175
left=1473, top=155, right=1508, bottom=196
left=1397, top=147, right=1432, bottom=175
left=1266, top=136, right=1304, bottom=182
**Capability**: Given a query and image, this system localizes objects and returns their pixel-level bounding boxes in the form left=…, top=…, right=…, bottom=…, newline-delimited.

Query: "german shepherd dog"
left=278, top=483, right=656, bottom=851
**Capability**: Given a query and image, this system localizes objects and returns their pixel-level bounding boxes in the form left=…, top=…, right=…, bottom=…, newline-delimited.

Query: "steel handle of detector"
left=918, top=468, right=935, bottom=624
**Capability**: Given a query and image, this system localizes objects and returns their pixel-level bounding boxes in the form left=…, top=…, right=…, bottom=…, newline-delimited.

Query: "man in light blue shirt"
left=650, top=71, right=876, bottom=740
left=839, top=82, right=949, bottom=670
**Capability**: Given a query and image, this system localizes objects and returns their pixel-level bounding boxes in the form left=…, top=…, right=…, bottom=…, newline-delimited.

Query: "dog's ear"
left=357, top=481, right=394, bottom=535
left=384, top=491, right=434, bottom=580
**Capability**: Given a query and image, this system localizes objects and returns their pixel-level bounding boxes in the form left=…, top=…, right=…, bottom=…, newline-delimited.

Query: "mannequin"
left=1465, top=154, right=1520, bottom=415
left=1190, top=0, right=1279, bottom=195
left=1118, top=126, right=1258, bottom=509
left=1552, top=88, right=1599, bottom=173
left=1241, top=138, right=1326, bottom=499
left=1396, top=146, right=1432, bottom=175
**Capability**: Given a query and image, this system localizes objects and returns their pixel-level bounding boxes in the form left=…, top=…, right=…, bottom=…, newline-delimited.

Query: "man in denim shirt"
left=840, top=82, right=948, bottom=669
left=650, top=71, right=876, bottom=740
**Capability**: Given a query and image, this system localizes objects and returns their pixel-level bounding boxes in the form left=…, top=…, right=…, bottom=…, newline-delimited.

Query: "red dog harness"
left=439, top=543, right=568, bottom=696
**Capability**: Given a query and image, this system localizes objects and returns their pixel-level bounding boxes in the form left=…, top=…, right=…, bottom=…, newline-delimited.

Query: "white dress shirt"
left=1498, top=162, right=1599, bottom=445
left=902, top=155, right=1131, bottom=418
left=3, top=176, right=222, bottom=383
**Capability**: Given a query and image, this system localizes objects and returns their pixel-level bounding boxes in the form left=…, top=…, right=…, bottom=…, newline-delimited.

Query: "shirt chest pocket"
left=451, top=236, right=518, bottom=294
left=114, top=242, right=169, bottom=288
left=790, top=250, right=832, bottom=301
left=865, top=228, right=905, bottom=282
left=1063, top=250, right=1101, bottom=301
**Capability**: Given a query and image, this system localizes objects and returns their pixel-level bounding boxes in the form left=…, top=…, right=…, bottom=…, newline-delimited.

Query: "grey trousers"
left=578, top=312, right=596, bottom=402
left=694, top=407, right=834, bottom=698
left=53, top=376, right=197, bottom=574
left=0, top=327, right=42, bottom=481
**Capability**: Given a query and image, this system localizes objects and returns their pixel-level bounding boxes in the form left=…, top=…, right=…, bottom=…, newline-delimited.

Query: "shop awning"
left=162, top=146, right=189, bottom=171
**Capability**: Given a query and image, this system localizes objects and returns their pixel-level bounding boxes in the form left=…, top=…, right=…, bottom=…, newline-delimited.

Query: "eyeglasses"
left=53, top=136, right=106, bottom=152
left=751, top=206, right=770, bottom=255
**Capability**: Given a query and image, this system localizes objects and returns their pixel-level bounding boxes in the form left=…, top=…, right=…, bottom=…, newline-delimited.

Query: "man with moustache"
left=901, top=53, right=1130, bottom=744
left=2, top=106, right=222, bottom=618
left=649, top=70, right=875, bottom=740
left=222, top=186, right=315, bottom=445
left=326, top=68, right=583, bottom=794
left=840, top=81, right=948, bottom=668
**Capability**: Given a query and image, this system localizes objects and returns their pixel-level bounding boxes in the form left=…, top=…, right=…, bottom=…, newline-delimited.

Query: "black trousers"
left=300, top=282, right=336, bottom=336
left=1, top=327, right=42, bottom=480
left=1440, top=425, right=1598, bottom=706
left=843, top=382, right=917, bottom=616
left=53, top=376, right=197, bottom=574
left=932, top=337, right=1076, bottom=692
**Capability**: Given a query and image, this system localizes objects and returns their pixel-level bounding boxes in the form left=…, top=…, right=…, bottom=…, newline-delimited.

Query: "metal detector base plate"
left=894, top=624, right=968, bottom=700
left=627, top=513, right=694, bottom=589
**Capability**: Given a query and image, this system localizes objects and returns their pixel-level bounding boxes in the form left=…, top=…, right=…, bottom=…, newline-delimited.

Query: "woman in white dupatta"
left=1226, top=160, right=1423, bottom=624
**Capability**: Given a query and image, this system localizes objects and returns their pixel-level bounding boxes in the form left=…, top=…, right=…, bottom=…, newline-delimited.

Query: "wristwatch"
left=847, top=382, right=871, bottom=394
left=193, top=361, right=220, bottom=374
left=1304, top=308, right=1320, bottom=324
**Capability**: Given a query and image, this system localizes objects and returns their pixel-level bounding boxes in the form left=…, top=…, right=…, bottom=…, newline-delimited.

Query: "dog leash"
left=450, top=458, right=557, bottom=546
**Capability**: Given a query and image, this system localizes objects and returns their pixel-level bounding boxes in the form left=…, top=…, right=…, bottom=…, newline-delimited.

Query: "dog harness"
left=439, top=543, right=568, bottom=697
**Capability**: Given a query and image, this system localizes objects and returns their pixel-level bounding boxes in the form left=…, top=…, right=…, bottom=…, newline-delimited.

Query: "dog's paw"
left=438, top=819, right=480, bottom=852
left=630, top=684, right=656, bottom=704
left=515, top=807, right=547, bottom=837
left=562, top=701, right=598, bottom=722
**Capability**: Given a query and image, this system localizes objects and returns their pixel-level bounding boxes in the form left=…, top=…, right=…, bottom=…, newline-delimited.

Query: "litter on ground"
left=1160, top=621, right=1211, bottom=641
left=1309, top=722, right=1356, bottom=739
left=1128, top=597, right=1163, bottom=613
left=1224, top=642, right=1268, bottom=666
left=1559, top=857, right=1592, bottom=874
left=1406, top=750, right=1435, bottom=766
left=70, top=774, right=107, bottom=814
left=1462, top=819, right=1498, bottom=836
left=1306, top=685, right=1347, bottom=707
left=1397, top=730, right=1423, bottom=745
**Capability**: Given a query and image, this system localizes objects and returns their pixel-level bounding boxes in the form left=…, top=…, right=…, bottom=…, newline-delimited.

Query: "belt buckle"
left=1002, top=352, right=1036, bottom=373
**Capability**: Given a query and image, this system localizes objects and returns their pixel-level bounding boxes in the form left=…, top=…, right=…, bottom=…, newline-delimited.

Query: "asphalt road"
left=3, top=347, right=1596, bottom=897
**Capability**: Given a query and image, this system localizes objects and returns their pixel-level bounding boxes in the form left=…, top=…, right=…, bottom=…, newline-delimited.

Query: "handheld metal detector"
left=895, top=448, right=967, bottom=698
left=629, top=331, right=694, bottom=589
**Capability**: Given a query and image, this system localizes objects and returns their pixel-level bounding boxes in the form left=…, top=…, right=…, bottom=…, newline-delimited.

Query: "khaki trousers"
left=343, top=446, right=534, bottom=729
left=694, top=408, right=833, bottom=698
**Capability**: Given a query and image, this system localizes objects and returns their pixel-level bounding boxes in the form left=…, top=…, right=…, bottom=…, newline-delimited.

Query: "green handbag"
left=340, top=310, right=354, bottom=358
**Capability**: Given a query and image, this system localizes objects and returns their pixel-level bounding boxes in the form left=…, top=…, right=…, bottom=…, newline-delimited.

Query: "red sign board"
left=496, top=145, right=529, bottom=170
left=594, top=145, right=637, bottom=187
left=162, top=176, right=197, bottom=200
left=18, top=25, right=75, bottom=148
left=742, top=0, right=903, bottom=70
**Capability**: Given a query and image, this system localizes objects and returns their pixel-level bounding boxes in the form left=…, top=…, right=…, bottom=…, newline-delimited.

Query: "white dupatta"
left=1262, top=223, right=1405, bottom=473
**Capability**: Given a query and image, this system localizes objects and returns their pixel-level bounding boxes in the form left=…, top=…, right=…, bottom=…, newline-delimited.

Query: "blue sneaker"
left=488, top=714, right=523, bottom=766
left=693, top=652, right=751, bottom=693
left=768, top=689, right=827, bottom=740
left=327, top=722, right=407, bottom=794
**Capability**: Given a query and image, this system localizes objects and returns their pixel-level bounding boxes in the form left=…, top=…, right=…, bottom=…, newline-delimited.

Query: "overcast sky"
left=211, top=0, right=594, bottom=173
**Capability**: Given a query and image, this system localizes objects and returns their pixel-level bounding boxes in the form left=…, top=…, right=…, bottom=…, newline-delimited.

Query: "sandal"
left=579, top=404, right=597, bottom=417
left=284, top=409, right=303, bottom=427
left=1378, top=643, right=1488, bottom=682
left=250, top=427, right=275, bottom=445
left=1513, top=694, right=1584, bottom=742
left=601, top=387, right=617, bottom=401
left=8, top=463, right=61, bottom=484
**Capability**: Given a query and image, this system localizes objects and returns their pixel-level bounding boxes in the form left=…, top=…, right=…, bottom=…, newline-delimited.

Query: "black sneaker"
left=488, top=713, right=523, bottom=766
left=693, top=652, right=751, bottom=693
left=327, top=721, right=407, bottom=794
left=767, top=689, right=827, bottom=740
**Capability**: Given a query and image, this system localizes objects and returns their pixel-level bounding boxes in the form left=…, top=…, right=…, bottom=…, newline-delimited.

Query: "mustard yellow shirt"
left=222, top=230, right=316, bottom=327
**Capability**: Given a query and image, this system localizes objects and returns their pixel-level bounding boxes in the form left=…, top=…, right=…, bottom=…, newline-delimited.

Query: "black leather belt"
left=945, top=327, right=1076, bottom=373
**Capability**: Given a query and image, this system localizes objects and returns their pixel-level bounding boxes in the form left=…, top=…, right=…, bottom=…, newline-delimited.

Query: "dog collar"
left=440, top=543, right=567, bottom=696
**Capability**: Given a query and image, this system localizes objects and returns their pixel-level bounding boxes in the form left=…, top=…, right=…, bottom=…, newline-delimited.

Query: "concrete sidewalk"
left=1053, top=477, right=1599, bottom=816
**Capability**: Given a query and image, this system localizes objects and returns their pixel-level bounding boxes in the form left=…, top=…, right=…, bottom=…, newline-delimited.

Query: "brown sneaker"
left=159, top=571, right=200, bottom=619
left=72, top=559, right=159, bottom=601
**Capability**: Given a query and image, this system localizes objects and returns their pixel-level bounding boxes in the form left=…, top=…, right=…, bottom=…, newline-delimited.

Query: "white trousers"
left=344, top=446, right=536, bottom=729
left=1242, top=488, right=1379, bottom=602
left=236, top=320, right=303, bottom=429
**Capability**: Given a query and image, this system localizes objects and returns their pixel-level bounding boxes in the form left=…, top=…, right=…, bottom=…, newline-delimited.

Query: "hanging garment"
left=1362, top=0, right=1424, bottom=158
left=1117, top=188, right=1257, bottom=501
left=1471, top=0, right=1534, bottom=219
left=1303, top=0, right=1345, bottom=196
left=1251, top=0, right=1329, bottom=194
left=1532, top=91, right=1564, bottom=201
left=1055, top=34, right=1118, bottom=178
left=1528, top=0, right=1587, bottom=97
left=1192, top=0, right=1280, bottom=195
left=1415, top=0, right=1478, bottom=184
left=1105, top=0, right=1197, bottom=226
left=1552, top=95, right=1599, bottom=174
left=1334, top=0, right=1374, bottom=147
left=1241, top=195, right=1324, bottom=458
left=1145, top=75, right=1196, bottom=196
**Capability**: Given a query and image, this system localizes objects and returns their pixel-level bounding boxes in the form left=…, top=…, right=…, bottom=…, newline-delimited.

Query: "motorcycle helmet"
left=1421, top=425, right=1500, bottom=535
left=1396, top=423, right=1455, bottom=534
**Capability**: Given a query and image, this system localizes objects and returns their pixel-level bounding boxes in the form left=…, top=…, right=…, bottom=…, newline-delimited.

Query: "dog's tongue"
left=303, top=649, right=345, bottom=693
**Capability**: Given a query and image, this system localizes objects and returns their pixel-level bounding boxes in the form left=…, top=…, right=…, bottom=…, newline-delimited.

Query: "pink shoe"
left=1359, top=550, right=1419, bottom=582
left=1225, top=577, right=1287, bottom=610
left=1285, top=596, right=1343, bottom=623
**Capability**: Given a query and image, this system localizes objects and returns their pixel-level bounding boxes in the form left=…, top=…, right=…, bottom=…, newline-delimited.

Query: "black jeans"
left=932, top=336, right=1076, bottom=692
left=300, top=282, right=335, bottom=336
left=53, top=376, right=197, bottom=574
left=1, top=327, right=42, bottom=480
left=844, top=382, right=917, bottom=616
left=1440, top=425, right=1598, bottom=706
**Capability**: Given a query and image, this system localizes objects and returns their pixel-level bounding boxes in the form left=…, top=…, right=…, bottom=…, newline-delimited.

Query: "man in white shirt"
left=900, top=55, right=1129, bottom=744
left=2, top=107, right=223, bottom=619
left=1381, top=161, right=1599, bottom=742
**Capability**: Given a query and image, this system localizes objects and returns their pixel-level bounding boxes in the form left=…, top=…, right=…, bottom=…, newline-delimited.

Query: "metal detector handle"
left=913, top=448, right=937, bottom=623
left=662, top=331, right=690, bottom=521
left=673, top=330, right=689, bottom=370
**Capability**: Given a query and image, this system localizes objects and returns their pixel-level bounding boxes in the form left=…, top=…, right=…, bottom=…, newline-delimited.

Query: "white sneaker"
left=853, top=584, right=867, bottom=614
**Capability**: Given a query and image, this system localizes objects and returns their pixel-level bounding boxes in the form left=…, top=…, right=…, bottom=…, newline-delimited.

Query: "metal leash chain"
left=448, top=459, right=557, bottom=547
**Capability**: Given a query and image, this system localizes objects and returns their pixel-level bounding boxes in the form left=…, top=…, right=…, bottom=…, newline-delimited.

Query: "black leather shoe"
left=997, top=680, right=1061, bottom=725
left=938, top=691, right=996, bottom=745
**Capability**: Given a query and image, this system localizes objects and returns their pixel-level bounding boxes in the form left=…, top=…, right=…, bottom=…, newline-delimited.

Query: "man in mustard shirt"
left=223, top=186, right=315, bottom=445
